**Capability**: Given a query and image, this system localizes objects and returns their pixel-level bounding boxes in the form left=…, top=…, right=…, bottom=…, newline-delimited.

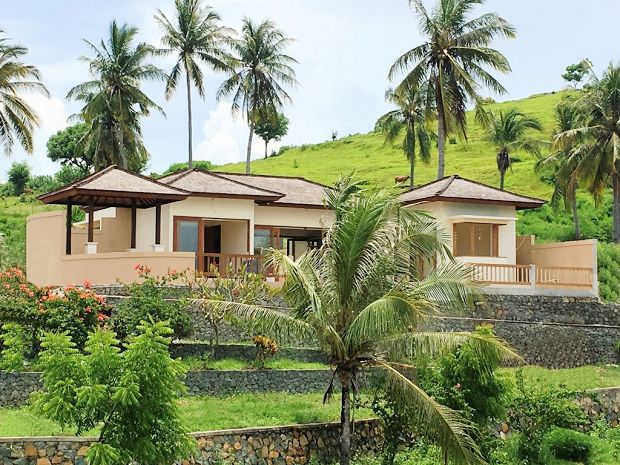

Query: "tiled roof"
left=399, top=175, right=545, bottom=209
left=159, top=169, right=283, bottom=202
left=215, top=172, right=328, bottom=208
left=38, top=166, right=189, bottom=208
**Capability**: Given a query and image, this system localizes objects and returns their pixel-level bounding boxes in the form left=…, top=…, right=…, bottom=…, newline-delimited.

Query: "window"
left=453, top=222, right=499, bottom=257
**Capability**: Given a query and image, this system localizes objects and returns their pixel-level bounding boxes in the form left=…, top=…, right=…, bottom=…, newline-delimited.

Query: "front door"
left=174, top=218, right=222, bottom=273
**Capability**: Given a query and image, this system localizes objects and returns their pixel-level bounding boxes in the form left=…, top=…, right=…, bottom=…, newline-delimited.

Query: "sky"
left=1, top=0, right=619, bottom=180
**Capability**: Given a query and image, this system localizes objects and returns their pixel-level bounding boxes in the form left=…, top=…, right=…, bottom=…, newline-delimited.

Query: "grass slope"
left=219, top=91, right=572, bottom=199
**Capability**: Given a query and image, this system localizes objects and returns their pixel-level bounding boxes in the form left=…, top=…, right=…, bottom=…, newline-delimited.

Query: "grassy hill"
left=220, top=91, right=572, bottom=200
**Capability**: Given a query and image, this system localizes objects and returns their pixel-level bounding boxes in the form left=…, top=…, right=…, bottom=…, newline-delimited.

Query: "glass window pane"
left=177, top=221, right=198, bottom=252
left=473, top=224, right=493, bottom=257
left=453, top=223, right=471, bottom=256
left=254, top=229, right=271, bottom=255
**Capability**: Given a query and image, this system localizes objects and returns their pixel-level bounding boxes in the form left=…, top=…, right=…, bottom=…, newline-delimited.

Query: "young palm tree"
left=476, top=107, right=542, bottom=190
left=155, top=0, right=231, bottom=169
left=389, top=0, right=516, bottom=179
left=212, top=178, right=520, bottom=465
left=537, top=98, right=586, bottom=239
left=67, top=21, right=166, bottom=171
left=376, top=85, right=434, bottom=189
left=0, top=31, right=49, bottom=155
left=558, top=64, right=620, bottom=242
left=217, top=18, right=298, bottom=174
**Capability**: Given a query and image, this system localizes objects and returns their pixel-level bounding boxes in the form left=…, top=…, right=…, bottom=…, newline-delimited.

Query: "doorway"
left=173, top=217, right=225, bottom=272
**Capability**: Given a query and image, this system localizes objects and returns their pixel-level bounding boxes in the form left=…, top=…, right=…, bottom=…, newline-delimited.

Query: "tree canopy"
left=46, top=123, right=94, bottom=172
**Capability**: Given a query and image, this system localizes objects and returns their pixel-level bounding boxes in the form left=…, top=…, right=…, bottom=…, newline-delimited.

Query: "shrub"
left=252, top=335, right=278, bottom=368
left=508, top=370, right=589, bottom=463
left=33, top=321, right=194, bottom=465
left=615, top=339, right=620, bottom=358
left=540, top=428, right=593, bottom=464
left=0, top=323, right=28, bottom=370
left=114, top=266, right=192, bottom=341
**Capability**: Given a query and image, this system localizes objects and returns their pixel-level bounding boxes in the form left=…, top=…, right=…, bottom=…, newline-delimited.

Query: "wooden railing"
left=469, top=263, right=594, bottom=289
left=200, top=253, right=278, bottom=278
left=470, top=263, right=531, bottom=285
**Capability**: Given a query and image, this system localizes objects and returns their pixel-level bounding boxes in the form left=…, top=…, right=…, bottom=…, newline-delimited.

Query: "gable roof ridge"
left=212, top=171, right=332, bottom=189
left=450, top=174, right=546, bottom=203
left=206, top=171, right=285, bottom=198
left=434, top=175, right=457, bottom=197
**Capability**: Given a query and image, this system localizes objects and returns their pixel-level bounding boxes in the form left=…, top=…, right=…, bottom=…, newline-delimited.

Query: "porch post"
left=87, top=199, right=94, bottom=243
left=65, top=200, right=72, bottom=255
left=130, top=199, right=137, bottom=250
left=151, top=204, right=164, bottom=252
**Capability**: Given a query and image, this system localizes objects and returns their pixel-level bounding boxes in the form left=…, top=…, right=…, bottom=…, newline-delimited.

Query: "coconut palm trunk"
left=434, top=78, right=446, bottom=179
left=264, top=139, right=269, bottom=159
left=246, top=121, right=254, bottom=174
left=409, top=155, right=415, bottom=190
left=186, top=68, right=194, bottom=169
left=339, top=372, right=352, bottom=465
left=570, top=188, right=581, bottom=240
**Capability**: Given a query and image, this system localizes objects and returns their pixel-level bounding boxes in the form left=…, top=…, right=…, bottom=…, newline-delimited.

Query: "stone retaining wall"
left=0, top=371, right=41, bottom=407
left=169, top=342, right=326, bottom=363
left=0, top=420, right=382, bottom=465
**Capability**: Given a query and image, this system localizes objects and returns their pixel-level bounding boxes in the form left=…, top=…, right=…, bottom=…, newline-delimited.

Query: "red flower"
left=83, top=279, right=92, bottom=289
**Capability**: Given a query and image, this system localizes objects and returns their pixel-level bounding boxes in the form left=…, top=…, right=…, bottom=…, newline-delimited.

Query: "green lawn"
left=503, top=365, right=620, bottom=391
left=0, top=392, right=371, bottom=437
left=181, top=356, right=328, bottom=371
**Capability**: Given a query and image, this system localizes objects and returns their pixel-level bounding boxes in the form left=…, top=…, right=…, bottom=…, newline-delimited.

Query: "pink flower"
left=83, top=279, right=92, bottom=289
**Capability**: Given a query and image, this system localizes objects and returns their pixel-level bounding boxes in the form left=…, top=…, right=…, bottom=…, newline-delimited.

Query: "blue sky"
left=1, top=0, right=619, bottom=179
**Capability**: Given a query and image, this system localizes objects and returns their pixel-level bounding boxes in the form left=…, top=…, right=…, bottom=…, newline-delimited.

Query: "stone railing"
left=0, top=420, right=381, bottom=465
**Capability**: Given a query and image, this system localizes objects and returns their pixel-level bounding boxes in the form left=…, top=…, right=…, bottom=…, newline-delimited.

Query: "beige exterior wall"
left=220, top=220, right=249, bottom=254
left=254, top=206, right=333, bottom=229
left=71, top=208, right=131, bottom=253
left=27, top=211, right=65, bottom=287
left=517, top=236, right=597, bottom=269
left=408, top=201, right=517, bottom=265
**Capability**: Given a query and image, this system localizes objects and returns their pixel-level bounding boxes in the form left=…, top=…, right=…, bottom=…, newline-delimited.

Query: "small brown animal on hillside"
left=394, top=175, right=410, bottom=184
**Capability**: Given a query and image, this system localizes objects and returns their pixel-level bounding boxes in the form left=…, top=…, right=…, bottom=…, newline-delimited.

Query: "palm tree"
left=558, top=64, right=620, bottom=242
left=537, top=98, right=586, bottom=239
left=389, top=0, right=515, bottom=179
left=475, top=107, right=542, bottom=190
left=218, top=18, right=298, bottom=174
left=0, top=31, right=49, bottom=155
left=376, top=85, right=434, bottom=189
left=155, top=0, right=231, bottom=169
left=211, top=178, right=520, bottom=465
left=67, top=21, right=166, bottom=171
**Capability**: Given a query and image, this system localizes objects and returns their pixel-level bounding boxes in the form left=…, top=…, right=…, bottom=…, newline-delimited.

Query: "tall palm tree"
left=537, top=98, right=586, bottom=240
left=218, top=18, right=298, bottom=174
left=155, top=0, right=231, bottom=169
left=67, top=21, right=166, bottom=171
left=475, top=107, right=542, bottom=190
left=376, top=85, right=434, bottom=189
left=389, top=0, right=515, bottom=179
left=0, top=31, right=49, bottom=155
left=558, top=64, right=620, bottom=243
left=211, top=178, right=520, bottom=465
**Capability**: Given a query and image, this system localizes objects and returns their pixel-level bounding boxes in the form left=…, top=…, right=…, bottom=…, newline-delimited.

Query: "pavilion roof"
left=38, top=166, right=189, bottom=208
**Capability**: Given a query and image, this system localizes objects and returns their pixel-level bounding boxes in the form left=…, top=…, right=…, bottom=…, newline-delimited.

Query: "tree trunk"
left=434, top=76, right=446, bottom=179
left=339, top=374, right=352, bottom=465
left=409, top=153, right=414, bottom=190
left=265, top=139, right=269, bottom=159
left=571, top=188, right=581, bottom=240
left=500, top=170, right=505, bottom=191
left=186, top=70, right=193, bottom=169
left=246, top=122, right=255, bottom=174
left=613, top=174, right=620, bottom=243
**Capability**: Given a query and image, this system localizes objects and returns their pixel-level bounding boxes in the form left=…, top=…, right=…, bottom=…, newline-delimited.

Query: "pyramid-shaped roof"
left=38, top=166, right=189, bottom=208
left=158, top=169, right=283, bottom=202
left=399, top=175, right=545, bottom=210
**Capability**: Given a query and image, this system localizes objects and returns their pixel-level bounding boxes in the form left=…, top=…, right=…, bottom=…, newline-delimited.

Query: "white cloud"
left=195, top=101, right=280, bottom=166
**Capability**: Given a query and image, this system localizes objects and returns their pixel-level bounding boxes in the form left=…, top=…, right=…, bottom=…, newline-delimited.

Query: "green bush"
left=114, top=266, right=192, bottom=341
left=0, top=323, right=28, bottom=370
left=540, top=428, right=593, bottom=464
left=598, top=242, right=620, bottom=302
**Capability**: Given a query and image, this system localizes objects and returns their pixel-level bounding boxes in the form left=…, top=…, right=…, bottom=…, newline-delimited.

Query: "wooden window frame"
left=452, top=222, right=500, bottom=258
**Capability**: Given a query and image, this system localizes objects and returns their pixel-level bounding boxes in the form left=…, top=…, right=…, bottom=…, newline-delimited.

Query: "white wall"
left=408, top=201, right=517, bottom=265
left=255, top=206, right=334, bottom=229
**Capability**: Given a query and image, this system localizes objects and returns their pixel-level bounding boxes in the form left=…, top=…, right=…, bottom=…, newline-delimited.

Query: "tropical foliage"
left=218, top=18, right=298, bottom=174
left=376, top=85, right=433, bottom=189
left=475, top=106, right=542, bottom=190
left=254, top=111, right=289, bottom=158
left=211, top=177, right=520, bottom=465
left=156, top=0, right=231, bottom=168
left=33, top=321, right=194, bottom=465
left=67, top=21, right=165, bottom=172
left=0, top=30, right=49, bottom=156
left=389, top=0, right=515, bottom=179
left=46, top=123, right=94, bottom=172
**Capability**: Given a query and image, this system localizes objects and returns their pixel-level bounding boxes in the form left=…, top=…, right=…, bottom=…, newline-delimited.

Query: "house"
left=26, top=168, right=598, bottom=297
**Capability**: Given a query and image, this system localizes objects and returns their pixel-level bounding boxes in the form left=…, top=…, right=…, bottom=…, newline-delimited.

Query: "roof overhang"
left=401, top=196, right=545, bottom=210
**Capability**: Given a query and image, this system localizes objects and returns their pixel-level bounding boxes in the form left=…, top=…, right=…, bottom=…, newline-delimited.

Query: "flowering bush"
left=38, top=284, right=110, bottom=350
left=252, top=335, right=279, bottom=369
left=114, top=265, right=192, bottom=341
